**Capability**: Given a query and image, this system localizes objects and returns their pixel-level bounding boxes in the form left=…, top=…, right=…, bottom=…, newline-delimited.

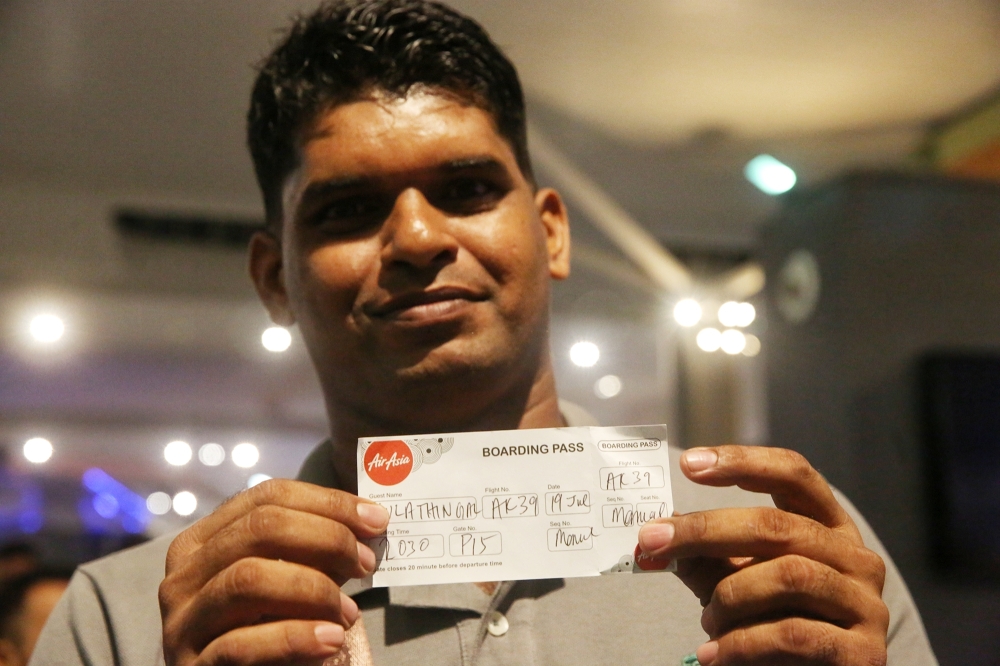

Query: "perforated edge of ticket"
left=357, top=424, right=674, bottom=587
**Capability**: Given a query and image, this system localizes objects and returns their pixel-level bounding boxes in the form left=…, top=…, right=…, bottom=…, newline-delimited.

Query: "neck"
left=325, top=355, right=564, bottom=495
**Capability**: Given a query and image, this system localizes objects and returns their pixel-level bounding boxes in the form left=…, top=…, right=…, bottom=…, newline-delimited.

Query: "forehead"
left=295, top=91, right=521, bottom=183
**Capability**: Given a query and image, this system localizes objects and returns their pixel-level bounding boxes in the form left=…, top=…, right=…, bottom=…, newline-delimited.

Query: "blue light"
left=121, top=514, right=146, bottom=535
left=92, top=493, right=120, bottom=519
left=18, top=511, right=43, bottom=534
left=744, top=154, right=797, bottom=195
left=80, top=468, right=151, bottom=533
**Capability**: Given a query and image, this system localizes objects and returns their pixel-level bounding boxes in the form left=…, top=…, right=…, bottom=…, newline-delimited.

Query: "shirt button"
left=486, top=610, right=509, bottom=637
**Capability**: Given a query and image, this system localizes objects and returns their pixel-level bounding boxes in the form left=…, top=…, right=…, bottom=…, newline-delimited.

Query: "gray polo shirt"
left=30, top=405, right=938, bottom=665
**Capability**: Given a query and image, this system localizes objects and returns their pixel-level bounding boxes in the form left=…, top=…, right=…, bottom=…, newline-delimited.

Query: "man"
left=0, top=570, right=70, bottom=666
left=31, top=1, right=937, bottom=664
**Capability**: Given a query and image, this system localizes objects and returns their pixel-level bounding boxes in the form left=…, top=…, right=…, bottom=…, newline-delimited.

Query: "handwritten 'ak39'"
left=356, top=424, right=674, bottom=587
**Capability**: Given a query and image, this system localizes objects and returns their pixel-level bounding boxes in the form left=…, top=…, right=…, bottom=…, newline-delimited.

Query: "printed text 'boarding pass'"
left=356, top=425, right=674, bottom=587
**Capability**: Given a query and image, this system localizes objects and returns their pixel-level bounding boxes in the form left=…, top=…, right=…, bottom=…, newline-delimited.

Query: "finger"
left=167, top=506, right=376, bottom=592
left=700, top=555, right=887, bottom=639
left=167, top=479, right=388, bottom=566
left=195, top=620, right=346, bottom=666
left=680, top=446, right=855, bottom=532
left=167, top=558, right=358, bottom=651
left=638, top=509, right=874, bottom=576
left=674, top=556, right=741, bottom=607
left=701, top=617, right=887, bottom=666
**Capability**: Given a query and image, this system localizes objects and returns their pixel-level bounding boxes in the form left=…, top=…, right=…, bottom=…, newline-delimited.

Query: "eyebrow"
left=296, top=156, right=509, bottom=211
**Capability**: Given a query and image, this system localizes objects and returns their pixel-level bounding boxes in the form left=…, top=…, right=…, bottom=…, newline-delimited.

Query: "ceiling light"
left=23, top=438, right=53, bottom=464
left=718, top=302, right=756, bottom=328
left=172, top=491, right=197, bottom=517
left=673, top=299, right=702, bottom=327
left=146, top=492, right=172, bottom=516
left=198, top=443, right=225, bottom=466
left=745, top=154, right=796, bottom=195
left=29, top=314, right=65, bottom=344
left=569, top=341, right=600, bottom=368
left=261, top=326, right=291, bottom=352
left=720, top=329, right=747, bottom=355
left=231, top=442, right=259, bottom=469
left=594, top=375, right=623, bottom=399
left=247, top=473, right=272, bottom=488
left=164, top=440, right=192, bottom=466
left=696, top=328, right=722, bottom=352
left=742, top=334, right=762, bottom=357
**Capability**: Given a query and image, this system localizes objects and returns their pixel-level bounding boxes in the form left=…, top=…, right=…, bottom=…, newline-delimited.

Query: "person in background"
left=0, top=570, right=70, bottom=666
left=0, top=546, right=39, bottom=587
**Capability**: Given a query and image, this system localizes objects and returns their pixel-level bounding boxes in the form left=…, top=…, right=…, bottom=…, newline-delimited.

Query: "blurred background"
left=1, top=1, right=1000, bottom=663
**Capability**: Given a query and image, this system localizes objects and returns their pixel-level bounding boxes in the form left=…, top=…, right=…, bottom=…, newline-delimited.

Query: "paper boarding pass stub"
left=356, top=424, right=674, bottom=587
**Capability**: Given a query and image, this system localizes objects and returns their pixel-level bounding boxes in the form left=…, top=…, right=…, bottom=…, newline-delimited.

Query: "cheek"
left=298, top=242, right=379, bottom=322
left=473, top=208, right=549, bottom=311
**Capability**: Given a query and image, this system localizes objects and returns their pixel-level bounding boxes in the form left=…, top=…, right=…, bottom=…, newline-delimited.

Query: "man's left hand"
left=638, top=445, right=889, bottom=666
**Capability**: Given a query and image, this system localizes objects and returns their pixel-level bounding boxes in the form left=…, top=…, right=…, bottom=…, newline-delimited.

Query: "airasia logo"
left=363, top=440, right=413, bottom=486
left=634, top=543, right=671, bottom=571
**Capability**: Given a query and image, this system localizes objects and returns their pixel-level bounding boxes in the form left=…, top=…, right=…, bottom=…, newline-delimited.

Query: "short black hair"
left=247, top=0, right=533, bottom=230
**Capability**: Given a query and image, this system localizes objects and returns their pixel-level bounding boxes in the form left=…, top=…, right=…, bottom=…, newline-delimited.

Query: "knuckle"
left=752, top=508, right=793, bottom=545
left=280, top=622, right=312, bottom=657
left=222, top=559, right=266, bottom=600
left=165, top=530, right=196, bottom=571
left=685, top=511, right=711, bottom=541
left=245, top=504, right=287, bottom=542
left=778, top=618, right=838, bottom=661
left=712, top=575, right=738, bottom=609
left=860, top=548, right=887, bottom=587
left=781, top=449, right=816, bottom=482
left=324, top=489, right=352, bottom=522
left=871, top=598, right=891, bottom=632
left=158, top=576, right=182, bottom=611
left=776, top=554, right=816, bottom=593
left=248, top=477, right=292, bottom=505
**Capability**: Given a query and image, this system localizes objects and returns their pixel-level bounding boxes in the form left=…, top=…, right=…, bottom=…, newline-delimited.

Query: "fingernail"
left=315, top=623, right=345, bottom=649
left=357, top=502, right=389, bottom=530
left=357, top=541, right=376, bottom=574
left=340, top=592, right=359, bottom=625
left=638, top=522, right=674, bottom=552
left=696, top=640, right=719, bottom=665
left=683, top=448, right=718, bottom=472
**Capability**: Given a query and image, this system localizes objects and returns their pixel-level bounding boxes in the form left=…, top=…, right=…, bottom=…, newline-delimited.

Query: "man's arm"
left=639, top=446, right=935, bottom=666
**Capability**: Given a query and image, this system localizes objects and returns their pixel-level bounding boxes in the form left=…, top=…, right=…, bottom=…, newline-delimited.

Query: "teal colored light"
left=744, top=154, right=796, bottom=195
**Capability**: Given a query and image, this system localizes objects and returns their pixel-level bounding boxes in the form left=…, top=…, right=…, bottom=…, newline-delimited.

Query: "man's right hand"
left=159, top=479, right=390, bottom=665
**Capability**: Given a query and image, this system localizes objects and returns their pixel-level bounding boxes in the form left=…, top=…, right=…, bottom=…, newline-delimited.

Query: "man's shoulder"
left=30, top=533, right=174, bottom=666
left=79, top=531, right=175, bottom=588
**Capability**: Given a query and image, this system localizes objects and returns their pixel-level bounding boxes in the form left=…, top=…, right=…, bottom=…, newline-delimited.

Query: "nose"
left=380, top=188, right=459, bottom=270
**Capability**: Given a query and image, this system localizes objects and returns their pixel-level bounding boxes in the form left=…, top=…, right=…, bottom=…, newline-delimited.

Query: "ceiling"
left=0, top=0, right=997, bottom=531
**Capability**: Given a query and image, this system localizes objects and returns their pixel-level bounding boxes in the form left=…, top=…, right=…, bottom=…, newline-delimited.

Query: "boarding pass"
left=356, top=424, right=674, bottom=587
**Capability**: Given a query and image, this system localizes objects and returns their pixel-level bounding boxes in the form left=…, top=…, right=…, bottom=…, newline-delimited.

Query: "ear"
left=248, top=230, right=296, bottom=326
left=535, top=188, right=570, bottom=280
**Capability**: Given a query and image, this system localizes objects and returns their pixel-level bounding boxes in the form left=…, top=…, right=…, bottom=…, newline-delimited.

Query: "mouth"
left=366, top=287, right=488, bottom=323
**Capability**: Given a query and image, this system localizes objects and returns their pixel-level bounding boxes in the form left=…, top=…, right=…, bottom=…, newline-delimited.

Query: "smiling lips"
left=367, top=287, right=487, bottom=323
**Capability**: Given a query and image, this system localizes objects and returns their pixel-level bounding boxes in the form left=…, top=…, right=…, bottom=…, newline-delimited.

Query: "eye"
left=311, top=196, right=390, bottom=234
left=433, top=178, right=506, bottom=215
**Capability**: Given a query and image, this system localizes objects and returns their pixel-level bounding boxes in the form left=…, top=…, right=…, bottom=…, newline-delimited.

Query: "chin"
left=392, top=341, right=509, bottom=383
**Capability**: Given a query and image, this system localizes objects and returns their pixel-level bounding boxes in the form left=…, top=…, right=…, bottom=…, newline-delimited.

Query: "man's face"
left=251, top=91, right=569, bottom=421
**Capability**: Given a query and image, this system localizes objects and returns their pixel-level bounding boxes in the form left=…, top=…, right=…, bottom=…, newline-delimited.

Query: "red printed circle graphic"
left=363, top=440, right=413, bottom=486
left=634, top=543, right=672, bottom=571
